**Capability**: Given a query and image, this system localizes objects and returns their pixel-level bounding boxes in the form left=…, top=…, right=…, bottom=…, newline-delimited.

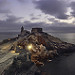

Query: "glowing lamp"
left=19, top=46, right=21, bottom=47
left=27, top=44, right=33, bottom=50
left=10, top=51, right=15, bottom=53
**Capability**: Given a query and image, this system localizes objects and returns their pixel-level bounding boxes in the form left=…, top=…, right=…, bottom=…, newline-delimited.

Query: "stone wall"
left=31, top=28, right=43, bottom=33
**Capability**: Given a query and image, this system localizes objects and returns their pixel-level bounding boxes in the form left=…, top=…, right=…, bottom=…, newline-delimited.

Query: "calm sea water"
left=0, top=32, right=20, bottom=42
left=49, top=32, right=75, bottom=44
left=0, top=32, right=75, bottom=44
left=43, top=32, right=75, bottom=75
left=40, top=52, right=75, bottom=75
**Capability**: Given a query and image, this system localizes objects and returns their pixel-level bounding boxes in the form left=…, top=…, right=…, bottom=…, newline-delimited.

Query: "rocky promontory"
left=1, top=27, right=75, bottom=75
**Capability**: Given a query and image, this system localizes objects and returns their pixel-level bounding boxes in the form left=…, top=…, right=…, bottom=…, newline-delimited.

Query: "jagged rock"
left=11, top=31, right=75, bottom=64
left=2, top=28, right=75, bottom=75
left=17, top=32, right=75, bottom=53
left=18, top=29, right=30, bottom=38
left=4, top=54, right=34, bottom=75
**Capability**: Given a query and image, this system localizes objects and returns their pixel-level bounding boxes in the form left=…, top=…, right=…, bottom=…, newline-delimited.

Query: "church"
left=18, top=26, right=30, bottom=37
left=18, top=26, right=43, bottom=37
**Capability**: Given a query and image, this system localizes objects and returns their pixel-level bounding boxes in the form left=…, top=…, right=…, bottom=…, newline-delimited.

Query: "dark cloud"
left=17, top=0, right=28, bottom=3
left=0, top=15, right=23, bottom=32
left=0, top=17, right=46, bottom=32
left=0, top=0, right=10, bottom=13
left=37, top=14, right=41, bottom=17
left=24, top=21, right=46, bottom=29
left=33, top=0, right=68, bottom=19
left=18, top=0, right=25, bottom=2
left=48, top=18, right=59, bottom=23
left=31, top=17, right=39, bottom=20
left=6, top=15, right=23, bottom=23
left=0, top=9, right=10, bottom=13
left=24, top=21, right=75, bottom=33
left=30, top=13, right=34, bottom=16
left=0, top=0, right=7, bottom=7
left=70, top=2, right=75, bottom=17
left=0, top=15, right=75, bottom=32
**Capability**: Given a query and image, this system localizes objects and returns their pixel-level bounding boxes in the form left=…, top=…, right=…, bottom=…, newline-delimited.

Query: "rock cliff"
left=3, top=28, right=75, bottom=75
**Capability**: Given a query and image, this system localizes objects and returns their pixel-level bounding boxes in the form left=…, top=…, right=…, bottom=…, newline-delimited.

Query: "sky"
left=0, top=0, right=75, bottom=32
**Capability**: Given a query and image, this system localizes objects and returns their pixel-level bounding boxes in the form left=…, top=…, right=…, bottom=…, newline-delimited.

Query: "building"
left=18, top=26, right=30, bottom=37
left=21, top=26, right=24, bottom=33
left=31, top=28, right=43, bottom=33
left=18, top=27, right=43, bottom=38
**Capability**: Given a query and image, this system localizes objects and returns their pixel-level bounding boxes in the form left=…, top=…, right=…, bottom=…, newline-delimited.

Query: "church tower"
left=21, top=26, right=24, bottom=33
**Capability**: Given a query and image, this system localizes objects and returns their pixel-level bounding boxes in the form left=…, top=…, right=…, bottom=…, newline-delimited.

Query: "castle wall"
left=31, top=28, right=43, bottom=33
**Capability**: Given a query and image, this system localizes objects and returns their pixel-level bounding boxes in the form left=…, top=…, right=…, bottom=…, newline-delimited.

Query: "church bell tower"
left=21, top=26, right=24, bottom=33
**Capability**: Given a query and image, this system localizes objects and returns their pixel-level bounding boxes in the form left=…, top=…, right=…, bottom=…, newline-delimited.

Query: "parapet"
left=31, top=28, right=43, bottom=33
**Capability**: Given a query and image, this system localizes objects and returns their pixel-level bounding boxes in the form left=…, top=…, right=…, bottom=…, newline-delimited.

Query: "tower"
left=21, top=26, right=24, bottom=33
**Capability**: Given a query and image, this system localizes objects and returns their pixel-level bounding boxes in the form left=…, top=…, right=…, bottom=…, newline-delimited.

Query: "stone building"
left=31, top=28, right=43, bottom=33
left=21, top=26, right=24, bottom=33
left=18, top=26, right=30, bottom=37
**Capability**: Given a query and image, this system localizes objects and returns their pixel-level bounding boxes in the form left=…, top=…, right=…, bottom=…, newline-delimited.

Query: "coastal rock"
left=17, top=31, right=75, bottom=54
left=12, top=29, right=75, bottom=64
left=2, top=28, right=75, bottom=75
left=4, top=54, right=34, bottom=75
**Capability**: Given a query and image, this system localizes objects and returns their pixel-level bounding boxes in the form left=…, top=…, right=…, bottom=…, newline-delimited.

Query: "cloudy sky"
left=0, top=0, right=75, bottom=32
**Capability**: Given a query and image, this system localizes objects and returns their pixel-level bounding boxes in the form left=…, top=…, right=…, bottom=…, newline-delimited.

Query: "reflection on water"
left=40, top=33, right=75, bottom=75
left=40, top=53, right=75, bottom=75
left=49, top=33, right=75, bottom=44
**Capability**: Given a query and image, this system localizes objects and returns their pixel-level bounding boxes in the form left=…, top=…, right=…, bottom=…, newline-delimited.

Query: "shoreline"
left=0, top=37, right=18, bottom=45
left=1, top=30, right=75, bottom=75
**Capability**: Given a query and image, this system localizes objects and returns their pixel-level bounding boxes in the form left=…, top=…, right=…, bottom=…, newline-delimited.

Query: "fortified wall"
left=31, top=28, right=43, bottom=33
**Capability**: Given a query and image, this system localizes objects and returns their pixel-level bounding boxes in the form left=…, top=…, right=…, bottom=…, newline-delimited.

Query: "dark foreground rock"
left=3, top=54, right=34, bottom=75
left=0, top=37, right=17, bottom=45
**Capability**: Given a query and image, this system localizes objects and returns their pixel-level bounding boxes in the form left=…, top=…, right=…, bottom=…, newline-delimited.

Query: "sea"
left=1, top=32, right=75, bottom=75
left=0, top=32, right=20, bottom=42
left=49, top=32, right=75, bottom=44
left=0, top=32, right=75, bottom=44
